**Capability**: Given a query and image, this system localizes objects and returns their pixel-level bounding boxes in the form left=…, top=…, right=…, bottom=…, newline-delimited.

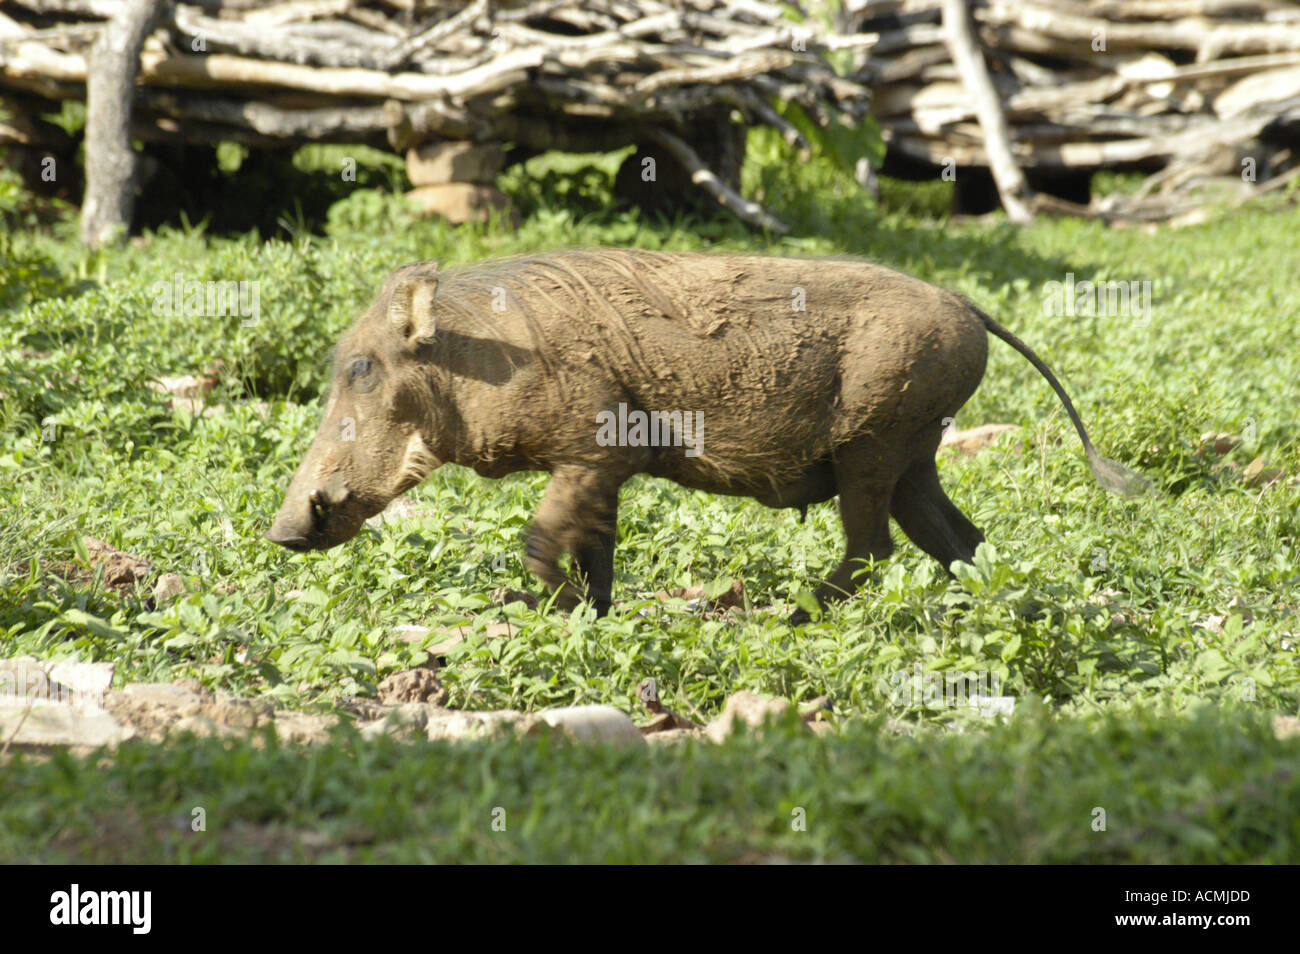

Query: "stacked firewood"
left=7, top=0, right=1295, bottom=228
left=0, top=0, right=876, bottom=232
left=846, top=0, right=1300, bottom=219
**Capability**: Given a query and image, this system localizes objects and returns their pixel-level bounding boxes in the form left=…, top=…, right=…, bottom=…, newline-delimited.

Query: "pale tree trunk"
left=941, top=0, right=1036, bottom=224
left=80, top=0, right=168, bottom=248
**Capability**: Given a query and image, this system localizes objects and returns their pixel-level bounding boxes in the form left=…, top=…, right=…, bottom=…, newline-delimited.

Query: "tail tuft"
left=1086, top=449, right=1152, bottom=497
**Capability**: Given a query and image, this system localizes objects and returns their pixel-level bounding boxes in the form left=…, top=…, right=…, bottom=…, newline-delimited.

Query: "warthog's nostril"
left=310, top=490, right=328, bottom=533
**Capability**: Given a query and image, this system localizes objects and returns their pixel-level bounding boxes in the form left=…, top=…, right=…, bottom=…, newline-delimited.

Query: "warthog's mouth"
left=267, top=487, right=377, bottom=552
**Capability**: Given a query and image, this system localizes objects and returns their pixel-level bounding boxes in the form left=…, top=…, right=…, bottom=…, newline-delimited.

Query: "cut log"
left=406, top=138, right=504, bottom=185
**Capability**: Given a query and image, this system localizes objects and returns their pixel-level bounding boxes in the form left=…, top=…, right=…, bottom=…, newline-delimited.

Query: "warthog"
left=267, top=249, right=1146, bottom=619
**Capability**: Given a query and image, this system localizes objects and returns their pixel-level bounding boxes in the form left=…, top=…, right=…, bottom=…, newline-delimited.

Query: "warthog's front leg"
left=526, top=466, right=623, bottom=615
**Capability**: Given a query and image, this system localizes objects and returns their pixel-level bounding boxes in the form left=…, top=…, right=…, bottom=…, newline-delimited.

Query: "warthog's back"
left=433, top=249, right=988, bottom=493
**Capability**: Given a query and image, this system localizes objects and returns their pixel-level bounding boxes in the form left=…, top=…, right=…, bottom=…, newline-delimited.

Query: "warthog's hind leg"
left=889, top=457, right=984, bottom=572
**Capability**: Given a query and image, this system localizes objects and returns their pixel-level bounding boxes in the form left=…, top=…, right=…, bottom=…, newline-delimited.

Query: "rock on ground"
left=359, top=702, right=431, bottom=740
left=5, top=660, right=830, bottom=751
left=365, top=494, right=437, bottom=528
left=0, top=658, right=127, bottom=749
left=705, top=691, right=802, bottom=743
left=1274, top=715, right=1300, bottom=740
left=0, top=705, right=135, bottom=749
left=104, top=682, right=275, bottom=741
left=940, top=423, right=1018, bottom=456
left=540, top=705, right=645, bottom=746
left=424, top=709, right=549, bottom=743
left=152, top=572, right=185, bottom=603
left=654, top=579, right=745, bottom=613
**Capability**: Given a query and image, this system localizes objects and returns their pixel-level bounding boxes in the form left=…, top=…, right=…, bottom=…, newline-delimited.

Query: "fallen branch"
left=645, top=125, right=789, bottom=232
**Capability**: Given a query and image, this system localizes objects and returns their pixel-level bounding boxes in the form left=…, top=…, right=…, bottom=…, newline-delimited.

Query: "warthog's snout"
left=266, top=471, right=360, bottom=551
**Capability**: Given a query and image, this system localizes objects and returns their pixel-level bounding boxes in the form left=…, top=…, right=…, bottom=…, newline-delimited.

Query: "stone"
left=654, top=579, right=745, bottom=613
left=147, top=373, right=218, bottom=401
left=365, top=495, right=436, bottom=528
left=0, top=656, right=52, bottom=704
left=406, top=139, right=504, bottom=185
left=171, top=715, right=242, bottom=739
left=1243, top=456, right=1282, bottom=488
left=104, top=683, right=206, bottom=735
left=425, top=709, right=546, bottom=743
left=0, top=659, right=111, bottom=710
left=539, top=705, right=645, bottom=746
left=1273, top=715, right=1300, bottom=740
left=394, top=624, right=431, bottom=644
left=706, top=691, right=799, bottom=743
left=153, top=572, right=185, bottom=603
left=975, top=696, right=1016, bottom=718
left=940, top=423, right=1018, bottom=456
left=82, top=537, right=151, bottom=590
left=644, top=728, right=706, bottom=745
left=203, top=699, right=265, bottom=729
left=271, top=711, right=339, bottom=745
left=0, top=658, right=126, bottom=748
left=102, top=683, right=274, bottom=740
left=46, top=661, right=114, bottom=708
left=1196, top=431, right=1241, bottom=457
left=360, top=703, right=430, bottom=740
left=0, top=705, right=135, bottom=749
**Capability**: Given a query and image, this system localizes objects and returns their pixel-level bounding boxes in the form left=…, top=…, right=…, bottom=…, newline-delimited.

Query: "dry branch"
left=645, top=124, right=788, bottom=232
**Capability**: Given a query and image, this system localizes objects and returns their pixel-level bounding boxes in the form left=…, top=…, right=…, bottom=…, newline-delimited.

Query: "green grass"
left=1, top=130, right=1298, bottom=862
left=3, top=708, right=1296, bottom=863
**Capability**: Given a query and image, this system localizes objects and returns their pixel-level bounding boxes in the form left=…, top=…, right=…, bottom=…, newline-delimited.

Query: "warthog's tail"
left=972, top=305, right=1151, bottom=496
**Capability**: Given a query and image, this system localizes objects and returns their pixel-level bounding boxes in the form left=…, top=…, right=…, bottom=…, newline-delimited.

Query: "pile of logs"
left=5, top=0, right=1300, bottom=233
left=0, top=0, right=876, bottom=236
left=847, top=0, right=1300, bottom=220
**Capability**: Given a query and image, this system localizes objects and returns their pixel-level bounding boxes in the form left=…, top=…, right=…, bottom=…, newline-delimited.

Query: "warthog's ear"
left=388, top=262, right=439, bottom=346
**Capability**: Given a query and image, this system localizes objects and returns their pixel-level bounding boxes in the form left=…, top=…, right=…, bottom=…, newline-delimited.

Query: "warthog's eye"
left=347, top=355, right=381, bottom=393
left=348, top=356, right=372, bottom=380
